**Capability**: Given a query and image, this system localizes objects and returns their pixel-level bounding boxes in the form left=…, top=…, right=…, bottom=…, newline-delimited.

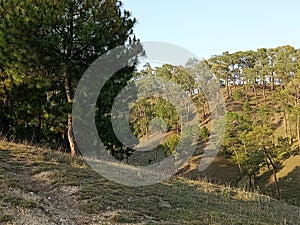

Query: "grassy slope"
left=0, top=141, right=300, bottom=225
left=259, top=155, right=300, bottom=206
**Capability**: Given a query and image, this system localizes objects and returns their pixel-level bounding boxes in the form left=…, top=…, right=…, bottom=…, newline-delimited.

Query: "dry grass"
left=0, top=140, right=300, bottom=224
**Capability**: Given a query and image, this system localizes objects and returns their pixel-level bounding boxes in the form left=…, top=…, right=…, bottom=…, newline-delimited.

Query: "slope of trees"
left=1, top=1, right=300, bottom=191
left=207, top=46, right=300, bottom=198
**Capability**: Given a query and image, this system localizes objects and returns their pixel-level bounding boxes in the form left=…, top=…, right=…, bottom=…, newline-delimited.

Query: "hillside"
left=1, top=141, right=300, bottom=225
left=175, top=85, right=300, bottom=208
left=258, top=155, right=300, bottom=206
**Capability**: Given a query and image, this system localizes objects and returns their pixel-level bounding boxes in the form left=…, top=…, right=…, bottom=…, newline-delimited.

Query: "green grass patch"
left=0, top=214, right=13, bottom=222
left=0, top=194, right=36, bottom=208
left=111, top=211, right=143, bottom=223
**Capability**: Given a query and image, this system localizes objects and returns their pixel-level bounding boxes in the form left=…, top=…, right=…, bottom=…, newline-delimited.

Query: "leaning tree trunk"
left=263, top=147, right=280, bottom=200
left=233, top=148, right=242, bottom=174
left=65, top=77, right=81, bottom=157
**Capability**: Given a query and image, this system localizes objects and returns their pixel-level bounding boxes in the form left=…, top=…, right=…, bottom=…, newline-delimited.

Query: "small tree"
left=247, top=125, right=281, bottom=199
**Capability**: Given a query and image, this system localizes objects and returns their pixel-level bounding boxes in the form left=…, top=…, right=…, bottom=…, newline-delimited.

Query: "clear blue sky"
left=123, top=0, right=300, bottom=59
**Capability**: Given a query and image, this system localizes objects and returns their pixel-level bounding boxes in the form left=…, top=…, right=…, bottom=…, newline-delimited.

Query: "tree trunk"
left=0, top=100, right=10, bottom=138
left=1, top=113, right=9, bottom=137
left=297, top=116, right=300, bottom=151
left=253, top=175, right=256, bottom=188
left=283, top=112, right=289, bottom=144
left=65, top=77, right=81, bottom=157
left=296, top=88, right=300, bottom=151
left=270, top=74, right=275, bottom=107
left=253, top=84, right=258, bottom=108
left=287, top=114, right=293, bottom=144
left=237, top=69, right=241, bottom=86
left=249, top=176, right=252, bottom=190
left=202, top=105, right=206, bottom=119
left=225, top=78, right=230, bottom=98
left=186, top=97, right=190, bottom=122
left=233, top=148, right=243, bottom=174
left=263, top=147, right=280, bottom=199
left=262, top=81, right=266, bottom=102
left=271, top=75, right=274, bottom=91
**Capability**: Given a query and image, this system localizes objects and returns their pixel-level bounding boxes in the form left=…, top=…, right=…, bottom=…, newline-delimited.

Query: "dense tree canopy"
left=0, top=0, right=141, bottom=155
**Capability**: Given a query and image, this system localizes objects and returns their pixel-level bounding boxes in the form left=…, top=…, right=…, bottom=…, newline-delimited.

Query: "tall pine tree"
left=0, top=0, right=141, bottom=155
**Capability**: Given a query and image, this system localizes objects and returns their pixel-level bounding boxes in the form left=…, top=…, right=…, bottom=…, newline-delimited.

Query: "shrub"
left=199, top=126, right=210, bottom=142
left=163, top=134, right=180, bottom=155
left=233, top=90, right=242, bottom=101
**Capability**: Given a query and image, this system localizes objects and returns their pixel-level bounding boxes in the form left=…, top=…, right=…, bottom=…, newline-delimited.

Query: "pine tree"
left=0, top=0, right=141, bottom=155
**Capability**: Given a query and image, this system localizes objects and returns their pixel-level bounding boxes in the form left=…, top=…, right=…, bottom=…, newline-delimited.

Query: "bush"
left=199, top=126, right=210, bottom=142
left=233, top=90, right=242, bottom=101
left=163, top=134, right=180, bottom=155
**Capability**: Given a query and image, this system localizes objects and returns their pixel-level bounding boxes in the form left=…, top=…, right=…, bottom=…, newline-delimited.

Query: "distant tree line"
left=207, top=46, right=299, bottom=99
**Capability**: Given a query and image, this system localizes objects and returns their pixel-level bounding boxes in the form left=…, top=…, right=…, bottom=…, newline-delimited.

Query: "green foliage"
left=232, top=90, right=242, bottom=101
left=221, top=105, right=283, bottom=186
left=275, top=137, right=292, bottom=159
left=0, top=194, right=36, bottom=208
left=130, top=97, right=180, bottom=138
left=0, top=0, right=140, bottom=152
left=199, top=126, right=210, bottom=142
left=0, top=214, right=12, bottom=223
left=162, top=134, right=180, bottom=156
left=1, top=0, right=300, bottom=169
left=96, top=67, right=140, bottom=158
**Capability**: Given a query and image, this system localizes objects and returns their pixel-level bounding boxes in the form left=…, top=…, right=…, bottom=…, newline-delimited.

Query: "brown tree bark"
left=225, top=77, right=230, bottom=99
left=297, top=116, right=300, bottom=151
left=271, top=74, right=274, bottom=92
left=263, top=147, right=280, bottom=200
left=233, top=148, right=242, bottom=174
left=253, top=84, right=258, bottom=108
left=283, top=113, right=289, bottom=144
left=65, top=77, right=81, bottom=157
left=262, top=81, right=266, bottom=102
